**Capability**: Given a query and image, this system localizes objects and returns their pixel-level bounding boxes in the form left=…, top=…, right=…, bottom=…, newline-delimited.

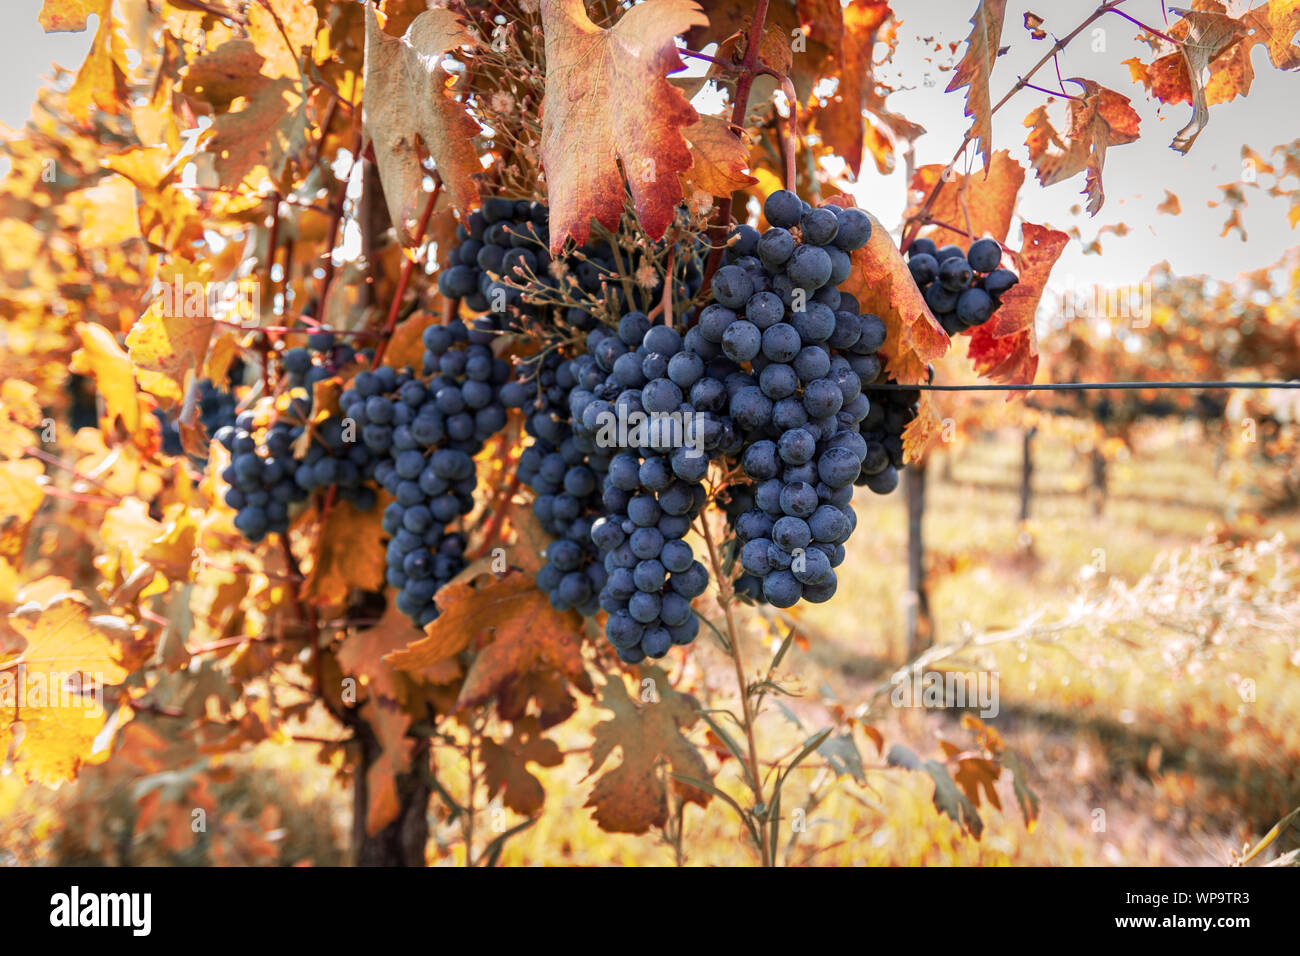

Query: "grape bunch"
left=689, top=190, right=876, bottom=609
left=217, top=341, right=373, bottom=543
left=504, top=350, right=612, bottom=615
left=855, top=380, right=920, bottom=496
left=570, top=313, right=727, bottom=662
left=346, top=318, right=516, bottom=627
left=905, top=236, right=1019, bottom=337
left=437, top=197, right=555, bottom=321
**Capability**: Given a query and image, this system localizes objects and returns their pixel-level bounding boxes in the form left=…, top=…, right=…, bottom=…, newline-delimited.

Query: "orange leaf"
left=38, top=0, right=107, bottom=32
left=680, top=115, right=758, bottom=198
left=539, top=0, right=707, bottom=251
left=66, top=3, right=128, bottom=123
left=452, top=575, right=592, bottom=727
left=966, top=222, right=1068, bottom=386
left=945, top=0, right=1008, bottom=170
left=814, top=0, right=893, bottom=176
left=1025, top=80, right=1140, bottom=214
left=834, top=203, right=947, bottom=387
left=303, top=501, right=387, bottom=607
left=1156, top=189, right=1182, bottom=215
left=584, top=669, right=711, bottom=834
left=72, top=323, right=140, bottom=433
left=908, top=148, right=1024, bottom=247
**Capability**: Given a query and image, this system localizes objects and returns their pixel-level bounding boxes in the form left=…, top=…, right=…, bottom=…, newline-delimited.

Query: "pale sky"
left=4, top=0, right=1298, bottom=293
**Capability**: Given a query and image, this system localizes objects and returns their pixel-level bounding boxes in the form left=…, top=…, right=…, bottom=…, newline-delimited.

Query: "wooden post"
left=1019, top=427, right=1036, bottom=521
left=904, top=461, right=932, bottom=659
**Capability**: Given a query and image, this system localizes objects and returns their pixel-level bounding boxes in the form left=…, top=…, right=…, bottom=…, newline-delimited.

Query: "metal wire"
left=868, top=381, right=1300, bottom=392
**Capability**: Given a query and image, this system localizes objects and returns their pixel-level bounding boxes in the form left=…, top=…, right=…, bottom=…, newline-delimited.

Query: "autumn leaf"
left=908, top=149, right=1025, bottom=248
left=2, top=592, right=131, bottom=785
left=178, top=39, right=271, bottom=112
left=480, top=717, right=564, bottom=817
left=126, top=262, right=218, bottom=406
left=946, top=0, right=1008, bottom=170
left=1025, top=79, right=1140, bottom=215
left=966, top=221, right=1069, bottom=386
left=939, top=739, right=1002, bottom=810
left=886, top=743, right=984, bottom=838
left=363, top=2, right=481, bottom=241
left=1156, top=189, right=1182, bottom=215
left=72, top=322, right=140, bottom=433
left=209, top=77, right=309, bottom=187
left=584, top=669, right=711, bottom=834
left=539, top=0, right=706, bottom=252
left=303, top=501, right=388, bottom=606
left=1125, top=1, right=1300, bottom=152
left=1023, top=11, right=1046, bottom=40
left=680, top=115, right=758, bottom=198
left=453, top=577, right=592, bottom=728
left=38, top=0, right=107, bottom=33
left=66, top=3, right=128, bottom=124
left=814, top=0, right=893, bottom=176
left=363, top=695, right=413, bottom=835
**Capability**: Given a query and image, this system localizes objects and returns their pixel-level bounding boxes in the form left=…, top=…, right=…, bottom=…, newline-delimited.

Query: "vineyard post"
left=904, top=462, right=932, bottom=659
left=1020, top=426, right=1037, bottom=522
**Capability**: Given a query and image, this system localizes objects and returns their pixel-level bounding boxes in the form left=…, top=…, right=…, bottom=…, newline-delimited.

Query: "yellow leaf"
left=72, top=323, right=139, bottom=433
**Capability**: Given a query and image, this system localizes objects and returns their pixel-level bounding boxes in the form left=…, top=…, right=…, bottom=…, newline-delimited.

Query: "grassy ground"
left=4, top=424, right=1296, bottom=866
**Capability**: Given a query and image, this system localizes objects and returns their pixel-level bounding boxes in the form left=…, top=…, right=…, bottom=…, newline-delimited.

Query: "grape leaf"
left=1156, top=189, right=1182, bottom=215
left=303, top=501, right=388, bottom=607
left=1025, top=79, right=1140, bottom=215
left=584, top=669, right=711, bottom=834
left=72, top=322, right=140, bottom=433
left=538, top=0, right=707, bottom=252
left=362, top=2, right=481, bottom=241
left=1124, top=1, right=1300, bottom=153
left=886, top=743, right=984, bottom=838
left=453, top=579, right=591, bottom=728
left=178, top=39, right=271, bottom=112
left=814, top=0, right=893, bottom=176
left=66, top=2, right=128, bottom=123
left=680, top=115, right=758, bottom=198
left=834, top=205, right=947, bottom=388
left=3, top=592, right=130, bottom=785
left=908, top=148, right=1025, bottom=247
left=480, top=716, right=564, bottom=817
left=946, top=0, right=1008, bottom=170
left=208, top=76, right=309, bottom=186
left=125, top=262, right=218, bottom=406
left=966, top=221, right=1068, bottom=386
left=38, top=0, right=106, bottom=33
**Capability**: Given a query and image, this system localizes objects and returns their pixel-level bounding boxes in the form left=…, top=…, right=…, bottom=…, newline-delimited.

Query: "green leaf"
left=887, top=743, right=984, bottom=838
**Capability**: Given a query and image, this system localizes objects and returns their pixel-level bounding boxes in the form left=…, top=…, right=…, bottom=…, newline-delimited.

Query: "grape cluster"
left=503, top=350, right=612, bottom=615
left=905, top=236, right=1019, bottom=337
left=570, top=314, right=728, bottom=662
left=437, top=197, right=555, bottom=320
left=347, top=318, right=515, bottom=626
left=698, top=190, right=876, bottom=608
left=855, top=381, right=920, bottom=496
left=217, top=340, right=372, bottom=542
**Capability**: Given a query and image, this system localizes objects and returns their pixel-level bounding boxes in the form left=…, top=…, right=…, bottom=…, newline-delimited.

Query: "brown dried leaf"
left=363, top=3, right=481, bottom=239
left=584, top=669, right=711, bottom=834
left=945, top=0, right=1008, bottom=169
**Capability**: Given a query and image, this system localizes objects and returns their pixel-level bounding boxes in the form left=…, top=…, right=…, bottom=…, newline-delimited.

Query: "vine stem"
left=902, top=0, right=1130, bottom=252
left=699, top=0, right=773, bottom=299
left=370, top=178, right=442, bottom=369
left=699, top=514, right=772, bottom=867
